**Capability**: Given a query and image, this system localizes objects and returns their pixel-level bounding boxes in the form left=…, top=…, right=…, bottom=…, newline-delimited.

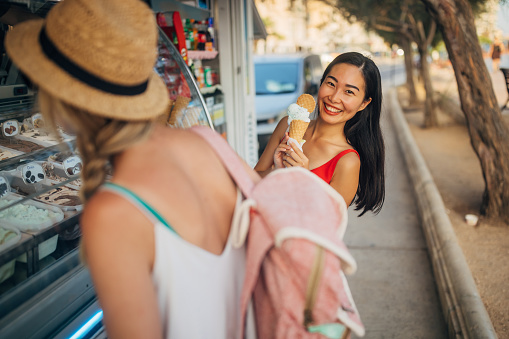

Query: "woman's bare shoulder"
left=80, top=189, right=154, bottom=261
left=338, top=150, right=361, bottom=167
left=81, top=190, right=140, bottom=232
left=331, top=150, right=360, bottom=179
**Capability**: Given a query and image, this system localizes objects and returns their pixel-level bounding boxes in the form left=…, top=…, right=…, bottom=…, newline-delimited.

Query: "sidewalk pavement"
left=344, top=91, right=448, bottom=338
left=387, top=87, right=497, bottom=339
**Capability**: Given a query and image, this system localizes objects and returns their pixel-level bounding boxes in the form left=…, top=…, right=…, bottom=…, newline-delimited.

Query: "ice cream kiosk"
left=0, top=0, right=266, bottom=337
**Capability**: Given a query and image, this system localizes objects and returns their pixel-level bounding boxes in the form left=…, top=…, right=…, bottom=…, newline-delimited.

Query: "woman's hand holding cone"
left=274, top=132, right=291, bottom=169
left=283, top=137, right=309, bottom=169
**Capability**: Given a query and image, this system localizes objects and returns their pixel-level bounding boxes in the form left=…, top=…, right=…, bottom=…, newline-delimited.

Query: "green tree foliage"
left=335, top=0, right=440, bottom=125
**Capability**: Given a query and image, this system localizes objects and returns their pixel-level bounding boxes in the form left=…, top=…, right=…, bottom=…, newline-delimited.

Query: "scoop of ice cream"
left=287, top=103, right=311, bottom=125
left=0, top=199, right=61, bottom=226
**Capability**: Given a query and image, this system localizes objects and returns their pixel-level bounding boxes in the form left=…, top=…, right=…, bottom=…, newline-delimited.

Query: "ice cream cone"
left=156, top=99, right=174, bottom=125
left=297, top=94, right=315, bottom=113
left=289, top=119, right=309, bottom=143
left=287, top=94, right=315, bottom=145
left=168, top=95, right=190, bottom=126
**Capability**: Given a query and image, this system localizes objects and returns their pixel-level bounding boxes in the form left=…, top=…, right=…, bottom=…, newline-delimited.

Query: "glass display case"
left=0, top=2, right=213, bottom=337
left=155, top=26, right=215, bottom=130
left=151, top=0, right=227, bottom=138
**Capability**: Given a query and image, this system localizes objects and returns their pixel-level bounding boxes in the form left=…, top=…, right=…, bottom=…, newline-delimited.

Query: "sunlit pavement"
left=344, top=59, right=448, bottom=338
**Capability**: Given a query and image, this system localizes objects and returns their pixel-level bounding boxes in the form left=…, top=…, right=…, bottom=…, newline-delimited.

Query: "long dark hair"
left=320, top=52, right=385, bottom=215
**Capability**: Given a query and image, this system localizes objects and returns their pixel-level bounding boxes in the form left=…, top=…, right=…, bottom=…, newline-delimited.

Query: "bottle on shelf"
left=183, top=19, right=192, bottom=50
left=204, top=66, right=212, bottom=87
left=206, top=17, right=215, bottom=51
left=192, top=19, right=199, bottom=50
left=193, top=59, right=205, bottom=88
left=197, top=20, right=207, bottom=51
left=211, top=69, right=219, bottom=86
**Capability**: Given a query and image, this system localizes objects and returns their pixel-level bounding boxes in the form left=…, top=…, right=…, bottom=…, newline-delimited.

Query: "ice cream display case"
left=0, top=3, right=214, bottom=337
left=155, top=25, right=215, bottom=129
left=151, top=0, right=227, bottom=138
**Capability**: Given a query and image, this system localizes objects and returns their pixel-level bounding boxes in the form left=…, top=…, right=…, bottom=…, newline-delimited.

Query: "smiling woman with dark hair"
left=255, top=52, right=385, bottom=216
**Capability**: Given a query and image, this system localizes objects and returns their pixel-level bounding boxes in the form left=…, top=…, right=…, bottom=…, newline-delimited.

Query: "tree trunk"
left=400, top=37, right=418, bottom=105
left=421, top=0, right=509, bottom=223
left=418, top=44, right=438, bottom=127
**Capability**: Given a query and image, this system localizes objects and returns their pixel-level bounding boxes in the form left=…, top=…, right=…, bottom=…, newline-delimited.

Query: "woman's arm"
left=254, top=116, right=290, bottom=177
left=81, top=192, right=162, bottom=339
left=329, top=152, right=361, bottom=206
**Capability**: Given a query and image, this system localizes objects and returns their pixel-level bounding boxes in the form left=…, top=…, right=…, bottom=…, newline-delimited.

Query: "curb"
left=387, top=88, right=498, bottom=339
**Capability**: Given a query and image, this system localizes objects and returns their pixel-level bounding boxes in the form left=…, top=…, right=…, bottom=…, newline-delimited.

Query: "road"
left=344, top=59, right=448, bottom=338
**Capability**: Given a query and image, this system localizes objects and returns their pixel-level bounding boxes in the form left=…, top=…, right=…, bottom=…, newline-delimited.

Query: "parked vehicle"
left=254, top=54, right=323, bottom=157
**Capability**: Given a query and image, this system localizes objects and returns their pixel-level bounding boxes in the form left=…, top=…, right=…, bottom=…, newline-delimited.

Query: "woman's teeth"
left=325, top=104, right=342, bottom=113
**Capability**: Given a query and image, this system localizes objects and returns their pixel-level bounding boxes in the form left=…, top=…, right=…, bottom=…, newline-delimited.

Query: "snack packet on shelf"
left=287, top=93, right=315, bottom=151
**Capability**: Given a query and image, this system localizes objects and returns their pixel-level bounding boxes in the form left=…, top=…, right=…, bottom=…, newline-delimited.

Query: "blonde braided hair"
left=38, top=89, right=154, bottom=203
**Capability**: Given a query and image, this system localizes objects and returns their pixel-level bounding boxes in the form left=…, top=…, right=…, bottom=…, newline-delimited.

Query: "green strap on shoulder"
left=103, top=182, right=179, bottom=236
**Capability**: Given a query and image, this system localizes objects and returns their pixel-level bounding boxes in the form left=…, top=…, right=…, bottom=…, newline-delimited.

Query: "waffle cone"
left=156, top=99, right=174, bottom=125
left=297, top=94, right=315, bottom=113
left=289, top=119, right=309, bottom=142
left=168, top=95, right=190, bottom=126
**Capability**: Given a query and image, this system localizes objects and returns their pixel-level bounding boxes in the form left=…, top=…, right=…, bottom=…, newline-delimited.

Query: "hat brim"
left=5, top=19, right=170, bottom=121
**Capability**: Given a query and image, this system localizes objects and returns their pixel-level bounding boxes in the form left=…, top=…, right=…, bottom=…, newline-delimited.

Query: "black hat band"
left=39, top=27, right=149, bottom=96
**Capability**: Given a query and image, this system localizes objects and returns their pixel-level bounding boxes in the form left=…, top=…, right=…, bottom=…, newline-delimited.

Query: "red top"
left=310, top=149, right=359, bottom=183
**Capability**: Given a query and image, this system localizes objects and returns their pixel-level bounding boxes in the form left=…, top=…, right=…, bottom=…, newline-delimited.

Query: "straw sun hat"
left=5, top=0, right=169, bottom=121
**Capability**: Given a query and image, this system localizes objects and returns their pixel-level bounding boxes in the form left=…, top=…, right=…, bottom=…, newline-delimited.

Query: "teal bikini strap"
left=102, top=182, right=179, bottom=236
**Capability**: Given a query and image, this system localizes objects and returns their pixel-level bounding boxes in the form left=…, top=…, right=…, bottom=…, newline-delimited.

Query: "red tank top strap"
left=310, top=149, right=359, bottom=183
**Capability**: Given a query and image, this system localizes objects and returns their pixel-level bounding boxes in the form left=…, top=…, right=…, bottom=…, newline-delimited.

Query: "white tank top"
left=102, top=183, right=256, bottom=339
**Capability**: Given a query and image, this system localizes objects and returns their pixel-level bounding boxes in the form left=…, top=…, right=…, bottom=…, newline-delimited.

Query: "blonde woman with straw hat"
left=5, top=0, right=259, bottom=338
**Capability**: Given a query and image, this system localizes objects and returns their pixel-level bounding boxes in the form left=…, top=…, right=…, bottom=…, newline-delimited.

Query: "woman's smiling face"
left=317, top=63, right=371, bottom=125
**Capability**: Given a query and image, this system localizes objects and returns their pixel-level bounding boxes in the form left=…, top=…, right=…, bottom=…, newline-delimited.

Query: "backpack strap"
left=190, top=126, right=255, bottom=197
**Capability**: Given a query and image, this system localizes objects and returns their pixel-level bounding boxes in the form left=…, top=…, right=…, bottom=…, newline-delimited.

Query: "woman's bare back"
left=105, top=126, right=239, bottom=255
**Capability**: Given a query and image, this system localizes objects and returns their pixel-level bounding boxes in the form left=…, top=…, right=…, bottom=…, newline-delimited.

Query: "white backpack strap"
left=191, top=126, right=255, bottom=197
left=274, top=227, right=357, bottom=275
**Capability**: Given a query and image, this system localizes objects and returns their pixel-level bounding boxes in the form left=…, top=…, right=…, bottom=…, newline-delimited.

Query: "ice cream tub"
left=47, top=153, right=82, bottom=180
left=42, top=161, right=82, bottom=190
left=0, top=193, right=65, bottom=232
left=8, top=161, right=81, bottom=204
left=0, top=136, right=44, bottom=153
left=8, top=163, right=47, bottom=195
left=34, top=180, right=83, bottom=212
left=0, top=226, right=21, bottom=284
left=0, top=145, right=23, bottom=162
left=17, top=234, right=59, bottom=263
left=47, top=151, right=75, bottom=164
left=16, top=130, right=61, bottom=148
left=9, top=183, right=81, bottom=211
